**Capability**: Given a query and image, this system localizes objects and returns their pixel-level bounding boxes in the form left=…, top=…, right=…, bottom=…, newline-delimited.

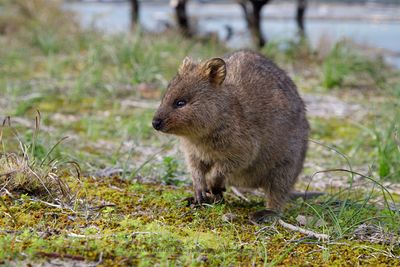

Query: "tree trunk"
left=238, top=0, right=270, bottom=48
left=130, top=0, right=139, bottom=31
left=171, top=0, right=191, bottom=37
left=296, top=0, right=307, bottom=35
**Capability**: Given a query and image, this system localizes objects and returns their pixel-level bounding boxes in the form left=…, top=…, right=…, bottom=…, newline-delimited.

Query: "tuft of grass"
left=289, top=169, right=400, bottom=240
left=160, top=156, right=185, bottom=186
left=371, top=122, right=400, bottom=180
left=291, top=138, right=400, bottom=241
left=322, top=41, right=387, bottom=89
left=0, top=114, right=80, bottom=205
left=0, top=0, right=86, bottom=54
left=262, top=37, right=317, bottom=66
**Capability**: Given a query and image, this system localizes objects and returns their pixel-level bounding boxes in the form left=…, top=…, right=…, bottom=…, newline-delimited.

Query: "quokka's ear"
left=201, top=58, right=226, bottom=86
left=178, top=56, right=194, bottom=75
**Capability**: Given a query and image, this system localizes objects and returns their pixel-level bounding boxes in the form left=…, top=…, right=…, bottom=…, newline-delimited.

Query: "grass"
left=0, top=113, right=80, bottom=205
left=322, top=41, right=388, bottom=90
left=369, top=121, right=400, bottom=180
left=1, top=0, right=400, bottom=265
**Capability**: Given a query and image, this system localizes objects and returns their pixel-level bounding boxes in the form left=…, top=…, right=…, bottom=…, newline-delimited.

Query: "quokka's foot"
left=181, top=193, right=224, bottom=207
left=181, top=196, right=197, bottom=206
left=249, top=209, right=280, bottom=224
left=209, top=191, right=224, bottom=204
left=181, top=196, right=211, bottom=207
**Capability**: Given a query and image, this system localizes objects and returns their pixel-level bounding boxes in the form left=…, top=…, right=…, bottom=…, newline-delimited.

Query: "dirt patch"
left=303, top=93, right=365, bottom=119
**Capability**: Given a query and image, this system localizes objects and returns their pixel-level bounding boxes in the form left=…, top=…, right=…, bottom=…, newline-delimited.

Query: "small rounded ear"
left=201, top=58, right=226, bottom=86
left=178, top=56, right=194, bottom=75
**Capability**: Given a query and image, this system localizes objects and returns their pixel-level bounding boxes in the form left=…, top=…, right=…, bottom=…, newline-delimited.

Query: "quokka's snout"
left=152, top=118, right=163, bottom=131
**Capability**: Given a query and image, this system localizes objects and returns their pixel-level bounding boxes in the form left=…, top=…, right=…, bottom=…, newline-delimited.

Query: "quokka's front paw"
left=195, top=188, right=210, bottom=204
left=208, top=192, right=224, bottom=204
left=181, top=196, right=197, bottom=206
left=181, top=189, right=210, bottom=207
left=182, top=191, right=223, bottom=207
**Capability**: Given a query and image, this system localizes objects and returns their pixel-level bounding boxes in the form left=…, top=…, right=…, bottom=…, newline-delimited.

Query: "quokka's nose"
left=152, top=118, right=163, bottom=130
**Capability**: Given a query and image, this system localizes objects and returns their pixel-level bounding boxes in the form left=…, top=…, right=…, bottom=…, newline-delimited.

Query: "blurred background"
left=0, top=0, right=399, bottom=182
left=64, top=0, right=400, bottom=67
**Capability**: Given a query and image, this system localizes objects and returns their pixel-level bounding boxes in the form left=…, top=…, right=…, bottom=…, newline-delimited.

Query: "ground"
left=0, top=1, right=399, bottom=266
left=1, top=178, right=400, bottom=266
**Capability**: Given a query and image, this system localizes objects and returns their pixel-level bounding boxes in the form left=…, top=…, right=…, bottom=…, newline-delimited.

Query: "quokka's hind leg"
left=265, top=187, right=291, bottom=212
left=249, top=188, right=290, bottom=223
left=250, top=166, right=297, bottom=223
left=249, top=188, right=289, bottom=223
left=264, top=165, right=297, bottom=212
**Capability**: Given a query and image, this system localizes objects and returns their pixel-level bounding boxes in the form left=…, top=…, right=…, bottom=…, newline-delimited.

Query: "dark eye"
left=174, top=100, right=186, bottom=108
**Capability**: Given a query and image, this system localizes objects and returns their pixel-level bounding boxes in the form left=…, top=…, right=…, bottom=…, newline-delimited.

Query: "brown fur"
left=153, top=50, right=309, bottom=211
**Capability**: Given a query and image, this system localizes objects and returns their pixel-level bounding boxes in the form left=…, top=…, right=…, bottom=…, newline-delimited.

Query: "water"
left=65, top=1, right=400, bottom=68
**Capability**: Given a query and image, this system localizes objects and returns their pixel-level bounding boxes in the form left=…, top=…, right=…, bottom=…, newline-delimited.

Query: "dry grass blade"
left=394, top=126, right=400, bottom=151
left=310, top=168, right=398, bottom=214
left=1, top=150, right=68, bottom=203
left=40, top=136, right=68, bottom=167
left=352, top=223, right=400, bottom=245
left=0, top=115, right=81, bottom=209
left=0, top=195, right=17, bottom=226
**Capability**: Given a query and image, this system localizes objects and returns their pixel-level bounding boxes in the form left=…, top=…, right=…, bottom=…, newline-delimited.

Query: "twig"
left=278, top=219, right=329, bottom=241
left=0, top=169, right=20, bottom=178
left=95, top=252, right=103, bottom=266
left=0, top=197, right=17, bottom=226
left=131, top=231, right=156, bottom=237
left=67, top=231, right=157, bottom=240
left=0, top=229, right=23, bottom=234
left=88, top=204, right=116, bottom=211
left=30, top=198, right=62, bottom=209
left=30, top=198, right=75, bottom=213
left=67, top=233, right=90, bottom=238
left=352, top=245, right=400, bottom=259
left=255, top=225, right=280, bottom=235
left=37, top=252, right=85, bottom=261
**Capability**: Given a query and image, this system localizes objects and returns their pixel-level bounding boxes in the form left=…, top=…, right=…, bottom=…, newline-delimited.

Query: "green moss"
left=1, top=177, right=399, bottom=266
left=310, top=117, right=361, bottom=143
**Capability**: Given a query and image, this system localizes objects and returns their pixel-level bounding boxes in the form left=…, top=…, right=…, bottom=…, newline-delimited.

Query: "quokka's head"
left=152, top=56, right=227, bottom=137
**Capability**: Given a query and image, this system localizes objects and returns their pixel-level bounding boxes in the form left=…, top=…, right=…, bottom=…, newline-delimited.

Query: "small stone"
left=222, top=213, right=237, bottom=223
left=296, top=215, right=326, bottom=227
left=196, top=255, right=208, bottom=263
left=296, top=215, right=308, bottom=226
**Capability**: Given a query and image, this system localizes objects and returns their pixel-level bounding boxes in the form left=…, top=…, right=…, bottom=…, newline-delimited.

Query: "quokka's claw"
left=195, top=189, right=209, bottom=204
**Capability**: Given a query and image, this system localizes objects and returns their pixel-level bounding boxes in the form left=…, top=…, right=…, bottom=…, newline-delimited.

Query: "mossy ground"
left=1, top=177, right=399, bottom=266
left=1, top=0, right=400, bottom=265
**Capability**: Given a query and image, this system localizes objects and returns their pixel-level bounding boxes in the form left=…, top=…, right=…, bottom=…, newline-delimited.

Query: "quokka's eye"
left=174, top=100, right=186, bottom=108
